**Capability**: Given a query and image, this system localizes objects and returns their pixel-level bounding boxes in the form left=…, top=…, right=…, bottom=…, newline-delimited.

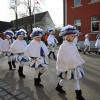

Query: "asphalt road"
left=0, top=53, right=100, bottom=100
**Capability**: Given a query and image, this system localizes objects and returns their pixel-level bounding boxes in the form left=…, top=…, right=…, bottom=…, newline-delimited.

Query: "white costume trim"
left=56, top=41, right=85, bottom=72
left=24, top=40, right=49, bottom=68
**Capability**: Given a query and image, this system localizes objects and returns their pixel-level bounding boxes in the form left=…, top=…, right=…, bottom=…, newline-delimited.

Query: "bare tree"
left=21, top=0, right=42, bottom=16
left=9, top=0, right=20, bottom=29
left=9, top=0, right=44, bottom=31
left=18, top=12, right=27, bottom=18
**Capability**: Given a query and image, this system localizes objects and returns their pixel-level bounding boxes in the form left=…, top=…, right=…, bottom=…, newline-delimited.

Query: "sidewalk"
left=0, top=56, right=34, bottom=100
left=0, top=79, right=33, bottom=100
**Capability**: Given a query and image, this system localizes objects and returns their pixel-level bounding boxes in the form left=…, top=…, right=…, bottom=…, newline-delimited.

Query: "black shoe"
left=19, top=73, right=26, bottom=78
left=75, top=90, right=85, bottom=100
left=35, top=83, right=44, bottom=88
left=18, top=67, right=26, bottom=78
left=48, top=51, right=52, bottom=59
left=56, top=84, right=66, bottom=94
left=78, top=49, right=82, bottom=52
left=53, top=52, right=57, bottom=60
left=88, top=51, right=90, bottom=54
left=8, top=61, right=12, bottom=70
left=34, top=78, right=44, bottom=88
left=12, top=61, right=16, bottom=69
left=9, top=68, right=12, bottom=70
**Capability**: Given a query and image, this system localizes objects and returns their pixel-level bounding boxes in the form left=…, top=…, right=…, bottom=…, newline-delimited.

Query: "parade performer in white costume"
left=83, top=34, right=90, bottom=54
left=10, top=29, right=28, bottom=78
left=95, top=34, right=100, bottom=55
left=47, top=28, right=58, bottom=60
left=25, top=27, right=49, bottom=87
left=0, top=33, right=4, bottom=54
left=2, top=30, right=16, bottom=70
left=56, top=25, right=85, bottom=100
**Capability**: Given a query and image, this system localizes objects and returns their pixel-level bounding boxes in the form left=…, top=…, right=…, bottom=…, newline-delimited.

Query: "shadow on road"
left=3, top=71, right=36, bottom=100
left=82, top=77, right=100, bottom=93
left=3, top=70, right=17, bottom=89
left=57, top=93, right=68, bottom=100
left=17, top=78, right=36, bottom=100
left=36, top=86, right=51, bottom=100
left=85, top=53, right=100, bottom=58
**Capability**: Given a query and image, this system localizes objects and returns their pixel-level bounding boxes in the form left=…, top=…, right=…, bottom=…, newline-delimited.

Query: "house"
left=11, top=11, right=55, bottom=33
left=63, top=0, right=100, bottom=49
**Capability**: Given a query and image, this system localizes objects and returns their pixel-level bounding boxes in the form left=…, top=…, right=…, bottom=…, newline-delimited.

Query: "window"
left=74, top=0, right=81, bottom=7
left=91, top=0, right=100, bottom=3
left=91, top=16, right=100, bottom=32
left=74, top=19, right=81, bottom=32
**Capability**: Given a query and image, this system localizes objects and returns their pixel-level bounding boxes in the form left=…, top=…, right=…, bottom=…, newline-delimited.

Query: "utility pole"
left=33, top=0, right=36, bottom=28
left=33, top=0, right=39, bottom=28
left=63, top=0, right=66, bottom=26
left=9, top=0, right=19, bottom=30
left=15, top=0, right=18, bottom=29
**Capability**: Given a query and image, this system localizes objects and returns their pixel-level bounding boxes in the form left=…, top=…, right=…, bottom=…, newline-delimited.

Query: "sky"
left=0, top=0, right=63, bottom=27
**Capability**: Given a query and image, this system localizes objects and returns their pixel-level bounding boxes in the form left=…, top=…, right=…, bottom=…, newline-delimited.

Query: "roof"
left=11, top=11, right=49, bottom=25
left=0, top=21, right=13, bottom=32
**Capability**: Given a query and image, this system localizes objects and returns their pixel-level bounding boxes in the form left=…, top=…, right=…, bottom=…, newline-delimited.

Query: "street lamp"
left=33, top=1, right=36, bottom=28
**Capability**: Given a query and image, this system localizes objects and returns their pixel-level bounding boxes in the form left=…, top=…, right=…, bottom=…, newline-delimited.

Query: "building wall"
left=65, top=0, right=100, bottom=41
left=42, top=12, right=55, bottom=31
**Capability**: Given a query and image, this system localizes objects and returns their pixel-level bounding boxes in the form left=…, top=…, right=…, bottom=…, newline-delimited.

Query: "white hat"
left=60, top=25, right=78, bottom=36
left=30, top=27, right=44, bottom=38
left=4, top=30, right=14, bottom=37
left=15, top=29, right=27, bottom=37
